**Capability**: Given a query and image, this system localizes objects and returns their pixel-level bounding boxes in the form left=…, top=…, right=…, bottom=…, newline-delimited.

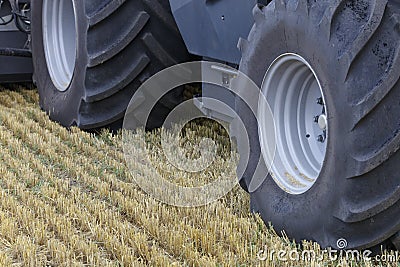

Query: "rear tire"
left=237, top=0, right=400, bottom=249
left=31, top=0, right=191, bottom=129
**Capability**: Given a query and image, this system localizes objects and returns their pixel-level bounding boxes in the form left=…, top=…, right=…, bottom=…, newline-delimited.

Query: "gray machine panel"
left=169, top=0, right=255, bottom=65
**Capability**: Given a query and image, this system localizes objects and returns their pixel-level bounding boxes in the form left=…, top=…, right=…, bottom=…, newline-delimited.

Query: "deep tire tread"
left=337, top=181, right=400, bottom=223
left=318, top=0, right=345, bottom=40
left=295, top=0, right=310, bottom=15
left=274, top=0, right=286, bottom=12
left=79, top=0, right=190, bottom=129
left=327, top=0, right=400, bottom=245
left=352, top=47, right=400, bottom=129
left=253, top=5, right=266, bottom=24
left=237, top=37, right=250, bottom=54
left=85, top=54, right=150, bottom=102
left=141, top=0, right=181, bottom=36
left=344, top=2, right=400, bottom=179
left=141, top=33, right=178, bottom=67
left=340, top=0, right=388, bottom=74
left=88, top=11, right=150, bottom=67
left=87, top=0, right=127, bottom=26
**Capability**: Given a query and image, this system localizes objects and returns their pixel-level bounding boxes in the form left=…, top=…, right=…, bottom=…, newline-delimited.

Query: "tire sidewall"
left=31, top=0, right=87, bottom=126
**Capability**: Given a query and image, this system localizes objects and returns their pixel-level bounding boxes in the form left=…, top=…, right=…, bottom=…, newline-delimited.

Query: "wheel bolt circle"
left=317, top=135, right=325, bottom=143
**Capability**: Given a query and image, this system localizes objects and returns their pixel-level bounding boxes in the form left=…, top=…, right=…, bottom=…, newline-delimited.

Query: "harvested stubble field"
left=0, top=84, right=397, bottom=267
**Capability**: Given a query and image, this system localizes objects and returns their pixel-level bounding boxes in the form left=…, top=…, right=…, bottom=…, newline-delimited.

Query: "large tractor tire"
left=237, top=0, right=400, bottom=249
left=31, top=0, right=190, bottom=129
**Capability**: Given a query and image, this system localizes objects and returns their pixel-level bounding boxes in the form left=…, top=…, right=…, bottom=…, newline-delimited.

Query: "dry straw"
left=0, top=86, right=395, bottom=266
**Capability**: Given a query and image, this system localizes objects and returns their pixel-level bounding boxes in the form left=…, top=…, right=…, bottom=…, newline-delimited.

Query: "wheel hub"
left=318, top=114, right=327, bottom=131
left=258, top=53, right=328, bottom=195
left=42, top=0, right=77, bottom=92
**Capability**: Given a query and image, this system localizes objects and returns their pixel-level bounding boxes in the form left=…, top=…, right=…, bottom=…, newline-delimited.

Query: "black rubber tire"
left=31, top=0, right=191, bottom=130
left=236, top=0, right=400, bottom=249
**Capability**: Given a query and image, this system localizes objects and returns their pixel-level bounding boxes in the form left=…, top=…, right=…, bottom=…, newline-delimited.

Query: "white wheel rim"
left=43, top=0, right=77, bottom=92
left=258, top=53, right=328, bottom=195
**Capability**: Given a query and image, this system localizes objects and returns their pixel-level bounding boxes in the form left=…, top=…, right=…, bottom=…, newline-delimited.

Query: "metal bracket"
left=210, top=64, right=238, bottom=87
left=193, top=63, right=239, bottom=123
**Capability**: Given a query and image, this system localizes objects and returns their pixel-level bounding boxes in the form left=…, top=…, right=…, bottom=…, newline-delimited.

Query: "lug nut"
left=314, top=116, right=319, bottom=123
left=317, top=97, right=324, bottom=105
left=317, top=135, right=325, bottom=143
